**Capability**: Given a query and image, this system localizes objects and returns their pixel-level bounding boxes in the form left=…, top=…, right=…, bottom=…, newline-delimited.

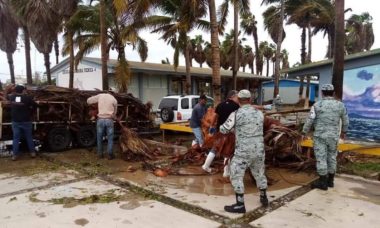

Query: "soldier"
left=220, top=89, right=268, bottom=213
left=302, top=84, right=349, bottom=190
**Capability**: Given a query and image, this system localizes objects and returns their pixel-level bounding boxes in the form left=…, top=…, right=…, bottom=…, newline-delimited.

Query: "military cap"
left=321, top=84, right=334, bottom=91
left=238, top=89, right=251, bottom=98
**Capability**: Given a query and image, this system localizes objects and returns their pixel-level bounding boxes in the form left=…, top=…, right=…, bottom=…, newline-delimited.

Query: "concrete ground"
left=0, top=149, right=379, bottom=227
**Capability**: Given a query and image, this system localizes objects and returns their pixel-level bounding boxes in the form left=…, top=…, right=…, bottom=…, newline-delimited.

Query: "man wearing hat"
left=302, top=84, right=349, bottom=190
left=202, top=90, right=240, bottom=173
left=7, top=85, right=38, bottom=161
left=219, top=89, right=268, bottom=213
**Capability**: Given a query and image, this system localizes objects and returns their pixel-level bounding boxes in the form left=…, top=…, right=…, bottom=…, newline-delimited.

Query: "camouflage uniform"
left=220, top=105, right=267, bottom=194
left=302, top=96, right=349, bottom=176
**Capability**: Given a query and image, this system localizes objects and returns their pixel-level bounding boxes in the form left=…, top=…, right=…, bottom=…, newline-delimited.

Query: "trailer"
left=0, top=86, right=153, bottom=153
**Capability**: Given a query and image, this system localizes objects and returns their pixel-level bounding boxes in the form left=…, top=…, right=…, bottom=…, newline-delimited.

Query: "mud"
left=74, top=218, right=89, bottom=226
left=114, top=166, right=315, bottom=196
left=342, top=176, right=380, bottom=205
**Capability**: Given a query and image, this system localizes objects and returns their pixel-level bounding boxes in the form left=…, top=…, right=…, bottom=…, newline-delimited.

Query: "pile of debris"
left=120, top=107, right=308, bottom=176
left=1, top=85, right=153, bottom=129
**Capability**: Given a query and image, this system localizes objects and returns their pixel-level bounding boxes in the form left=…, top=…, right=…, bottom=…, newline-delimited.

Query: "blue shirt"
left=190, top=103, right=206, bottom=128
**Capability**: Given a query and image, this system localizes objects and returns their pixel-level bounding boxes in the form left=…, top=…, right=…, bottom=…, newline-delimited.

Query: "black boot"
left=327, top=173, right=335, bottom=188
left=260, top=189, right=269, bottom=207
left=311, top=175, right=328, bottom=190
left=224, top=193, right=246, bottom=213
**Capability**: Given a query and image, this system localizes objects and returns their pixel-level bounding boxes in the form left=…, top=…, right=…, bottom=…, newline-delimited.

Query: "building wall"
left=55, top=63, right=102, bottom=90
left=140, top=73, right=168, bottom=110
left=262, top=80, right=317, bottom=104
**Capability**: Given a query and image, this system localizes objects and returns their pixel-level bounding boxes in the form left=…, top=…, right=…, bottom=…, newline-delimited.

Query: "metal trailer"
left=0, top=100, right=151, bottom=155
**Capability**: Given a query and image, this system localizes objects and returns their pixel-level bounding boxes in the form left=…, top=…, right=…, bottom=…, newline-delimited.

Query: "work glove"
left=209, top=127, right=216, bottom=135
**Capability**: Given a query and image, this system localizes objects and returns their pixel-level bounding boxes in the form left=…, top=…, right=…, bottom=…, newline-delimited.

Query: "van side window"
left=181, top=98, right=189, bottom=109
left=192, top=98, right=198, bottom=108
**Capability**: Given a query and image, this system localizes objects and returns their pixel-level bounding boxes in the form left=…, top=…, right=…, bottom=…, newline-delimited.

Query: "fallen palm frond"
left=118, top=121, right=153, bottom=161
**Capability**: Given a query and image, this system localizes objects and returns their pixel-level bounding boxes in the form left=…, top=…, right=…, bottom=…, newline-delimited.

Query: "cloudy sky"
left=0, top=0, right=379, bottom=82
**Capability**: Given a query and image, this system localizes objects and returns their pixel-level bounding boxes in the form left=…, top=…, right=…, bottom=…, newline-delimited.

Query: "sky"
left=0, top=0, right=379, bottom=83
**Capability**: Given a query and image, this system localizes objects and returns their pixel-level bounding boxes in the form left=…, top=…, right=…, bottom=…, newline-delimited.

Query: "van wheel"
left=76, top=125, right=96, bottom=148
left=161, top=108, right=174, bottom=122
left=47, top=127, right=72, bottom=152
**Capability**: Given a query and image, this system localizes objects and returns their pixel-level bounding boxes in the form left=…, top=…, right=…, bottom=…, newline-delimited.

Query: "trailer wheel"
left=76, top=126, right=96, bottom=148
left=47, top=128, right=72, bottom=152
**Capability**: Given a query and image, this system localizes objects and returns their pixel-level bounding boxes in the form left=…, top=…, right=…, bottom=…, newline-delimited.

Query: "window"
left=158, top=98, right=178, bottom=110
left=181, top=98, right=189, bottom=109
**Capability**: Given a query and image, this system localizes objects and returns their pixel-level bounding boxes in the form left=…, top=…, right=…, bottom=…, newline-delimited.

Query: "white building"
left=51, top=57, right=269, bottom=109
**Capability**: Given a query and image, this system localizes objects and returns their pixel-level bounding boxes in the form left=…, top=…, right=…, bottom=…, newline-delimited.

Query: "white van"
left=157, top=95, right=213, bottom=122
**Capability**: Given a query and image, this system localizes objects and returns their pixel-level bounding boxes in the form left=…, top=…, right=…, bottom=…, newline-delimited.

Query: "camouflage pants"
left=230, top=152, right=267, bottom=194
left=314, top=137, right=338, bottom=176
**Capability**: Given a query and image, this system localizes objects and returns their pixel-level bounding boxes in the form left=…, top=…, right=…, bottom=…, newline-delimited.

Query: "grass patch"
left=28, top=189, right=131, bottom=207
left=339, top=162, right=380, bottom=179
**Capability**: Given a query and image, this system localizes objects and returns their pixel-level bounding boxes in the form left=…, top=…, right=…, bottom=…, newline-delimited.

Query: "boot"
left=327, top=173, right=335, bottom=188
left=260, top=189, right=269, bottom=207
left=224, top=193, right=246, bottom=213
left=202, top=152, right=215, bottom=173
left=222, top=164, right=230, bottom=177
left=311, top=175, right=328, bottom=190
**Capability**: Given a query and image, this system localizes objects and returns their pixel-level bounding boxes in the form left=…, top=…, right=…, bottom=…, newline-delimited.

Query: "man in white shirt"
left=87, top=92, right=118, bottom=159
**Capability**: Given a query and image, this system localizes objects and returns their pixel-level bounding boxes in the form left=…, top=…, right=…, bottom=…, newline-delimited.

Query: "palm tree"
left=191, top=35, right=207, bottom=68
left=219, top=0, right=250, bottom=89
left=332, top=0, right=344, bottom=99
left=345, top=12, right=374, bottom=54
left=280, top=49, right=289, bottom=70
left=0, top=0, right=18, bottom=83
left=262, top=0, right=286, bottom=97
left=240, top=12, right=260, bottom=75
left=69, top=2, right=148, bottom=92
left=142, top=0, right=209, bottom=94
left=260, top=41, right=275, bottom=77
left=208, top=0, right=221, bottom=105
left=309, top=0, right=334, bottom=58
left=241, top=45, right=254, bottom=73
left=9, top=0, right=33, bottom=84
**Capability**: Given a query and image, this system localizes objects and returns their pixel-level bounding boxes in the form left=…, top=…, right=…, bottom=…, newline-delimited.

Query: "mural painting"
left=343, top=64, right=380, bottom=142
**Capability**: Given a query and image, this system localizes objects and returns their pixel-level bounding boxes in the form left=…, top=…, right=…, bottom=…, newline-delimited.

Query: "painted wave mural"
left=343, top=65, right=380, bottom=142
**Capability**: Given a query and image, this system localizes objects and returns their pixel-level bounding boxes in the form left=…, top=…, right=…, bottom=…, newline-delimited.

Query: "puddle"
left=115, top=167, right=315, bottom=196
left=339, top=176, right=380, bottom=205
left=74, top=218, right=89, bottom=226
left=119, top=199, right=141, bottom=210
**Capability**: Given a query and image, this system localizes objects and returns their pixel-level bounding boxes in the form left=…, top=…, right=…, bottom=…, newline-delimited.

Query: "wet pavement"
left=0, top=145, right=379, bottom=227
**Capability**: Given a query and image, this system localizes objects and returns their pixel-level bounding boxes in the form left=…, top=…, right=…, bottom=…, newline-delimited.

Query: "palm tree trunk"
left=185, top=38, right=191, bottom=95
left=253, top=34, right=260, bottom=75
left=100, top=0, right=108, bottom=90
left=301, top=27, right=306, bottom=64
left=307, top=25, right=312, bottom=63
left=7, top=52, right=15, bottom=84
left=332, top=0, right=344, bottom=99
left=208, top=0, right=221, bottom=105
left=44, top=53, right=51, bottom=84
left=273, top=0, right=285, bottom=98
left=23, top=26, right=33, bottom=85
left=68, top=31, right=74, bottom=89
left=266, top=58, right=270, bottom=77
left=232, top=0, right=239, bottom=90
left=54, top=38, right=59, bottom=64
left=299, top=76, right=304, bottom=100
left=304, top=75, right=310, bottom=108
